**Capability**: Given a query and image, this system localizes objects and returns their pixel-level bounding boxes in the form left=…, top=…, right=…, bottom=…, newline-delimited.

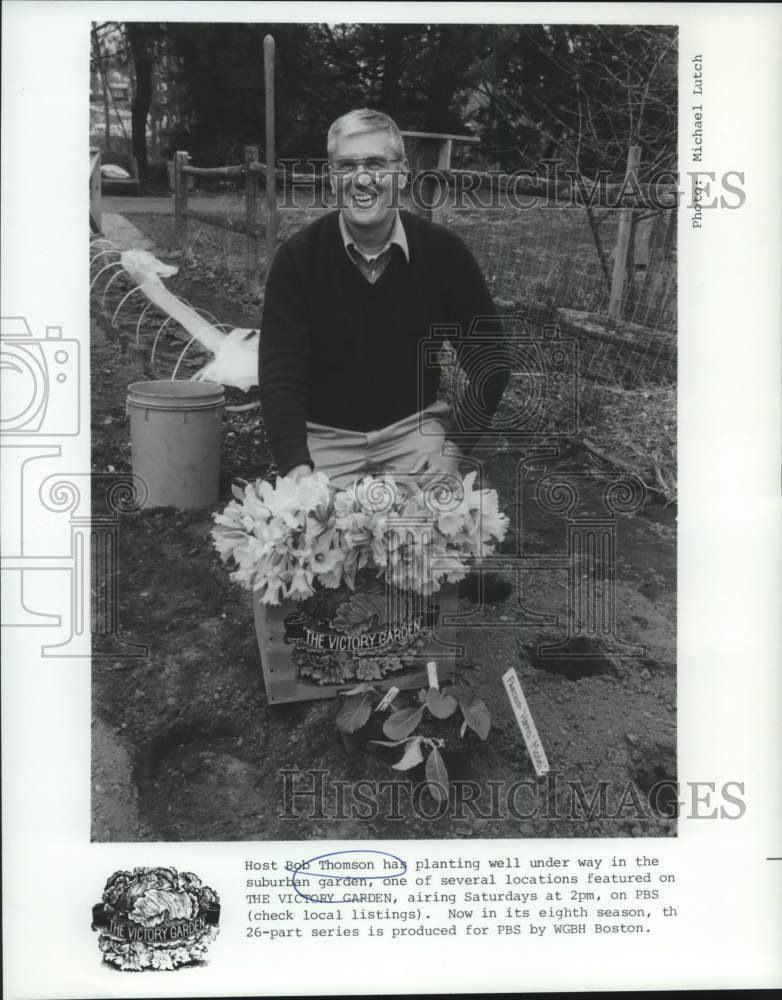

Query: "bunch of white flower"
left=380, top=471, right=509, bottom=595
left=211, top=471, right=340, bottom=605
left=212, top=470, right=509, bottom=604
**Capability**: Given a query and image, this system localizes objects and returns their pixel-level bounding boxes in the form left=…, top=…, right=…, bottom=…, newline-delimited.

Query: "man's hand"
left=285, top=464, right=314, bottom=481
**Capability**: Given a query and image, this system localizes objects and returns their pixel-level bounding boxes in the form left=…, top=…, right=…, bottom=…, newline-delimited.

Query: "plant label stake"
left=427, top=661, right=439, bottom=690
left=376, top=687, right=400, bottom=712
left=502, top=668, right=550, bottom=777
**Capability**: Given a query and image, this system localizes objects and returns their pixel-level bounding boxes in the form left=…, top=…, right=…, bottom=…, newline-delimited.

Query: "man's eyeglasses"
left=330, top=157, right=403, bottom=181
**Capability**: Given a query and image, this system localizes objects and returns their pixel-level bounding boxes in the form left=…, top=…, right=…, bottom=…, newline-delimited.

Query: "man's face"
left=330, top=130, right=407, bottom=234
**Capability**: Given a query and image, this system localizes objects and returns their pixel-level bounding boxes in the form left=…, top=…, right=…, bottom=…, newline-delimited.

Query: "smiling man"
left=259, top=108, right=510, bottom=495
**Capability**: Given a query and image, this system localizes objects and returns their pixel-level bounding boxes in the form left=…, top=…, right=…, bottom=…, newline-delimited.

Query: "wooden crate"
left=254, top=584, right=461, bottom=704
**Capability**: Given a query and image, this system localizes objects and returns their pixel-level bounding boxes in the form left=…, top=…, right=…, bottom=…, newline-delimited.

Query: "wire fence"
left=161, top=174, right=678, bottom=392
left=448, top=201, right=676, bottom=387
left=452, top=205, right=676, bottom=330
left=163, top=140, right=677, bottom=398
left=95, top=178, right=677, bottom=500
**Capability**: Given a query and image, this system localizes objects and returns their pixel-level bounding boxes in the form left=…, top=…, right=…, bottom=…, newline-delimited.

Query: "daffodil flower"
left=212, top=468, right=508, bottom=600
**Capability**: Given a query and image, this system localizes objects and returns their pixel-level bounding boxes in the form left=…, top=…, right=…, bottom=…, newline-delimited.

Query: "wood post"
left=431, top=139, right=453, bottom=225
left=402, top=132, right=470, bottom=224
left=413, top=138, right=439, bottom=223
left=264, top=35, right=278, bottom=269
left=89, top=147, right=102, bottom=234
left=437, top=139, right=453, bottom=171
left=245, top=145, right=261, bottom=292
left=174, top=150, right=189, bottom=245
left=608, top=145, right=641, bottom=319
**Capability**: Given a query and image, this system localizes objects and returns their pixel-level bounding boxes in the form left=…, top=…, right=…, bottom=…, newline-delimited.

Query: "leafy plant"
left=334, top=668, right=491, bottom=803
left=382, top=705, right=425, bottom=741
left=335, top=688, right=375, bottom=733
left=458, top=689, right=491, bottom=740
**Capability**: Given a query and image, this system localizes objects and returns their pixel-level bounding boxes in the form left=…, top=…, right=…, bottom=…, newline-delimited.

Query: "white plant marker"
left=376, top=686, right=400, bottom=712
left=502, top=667, right=550, bottom=777
left=426, top=661, right=439, bottom=690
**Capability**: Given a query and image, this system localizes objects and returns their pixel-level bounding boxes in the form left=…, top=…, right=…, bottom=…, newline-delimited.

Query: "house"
left=90, top=68, right=131, bottom=104
left=107, top=70, right=130, bottom=103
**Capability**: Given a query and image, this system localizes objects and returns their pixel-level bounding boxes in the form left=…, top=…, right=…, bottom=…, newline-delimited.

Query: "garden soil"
left=91, top=206, right=677, bottom=842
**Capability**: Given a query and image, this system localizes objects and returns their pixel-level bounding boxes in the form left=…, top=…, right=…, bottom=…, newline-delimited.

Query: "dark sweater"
left=259, top=209, right=509, bottom=476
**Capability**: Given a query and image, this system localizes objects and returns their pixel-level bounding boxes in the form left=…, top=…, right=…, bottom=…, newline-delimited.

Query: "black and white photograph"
left=88, top=19, right=679, bottom=842
left=2, top=3, right=780, bottom=995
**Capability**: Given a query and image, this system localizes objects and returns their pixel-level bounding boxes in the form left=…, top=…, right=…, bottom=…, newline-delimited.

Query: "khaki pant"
left=306, top=400, right=453, bottom=486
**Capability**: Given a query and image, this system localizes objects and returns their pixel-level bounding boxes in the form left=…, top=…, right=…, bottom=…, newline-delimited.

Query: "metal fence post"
left=608, top=145, right=641, bottom=320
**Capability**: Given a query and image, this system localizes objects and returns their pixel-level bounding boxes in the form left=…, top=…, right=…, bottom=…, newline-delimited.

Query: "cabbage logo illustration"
left=91, top=867, right=220, bottom=971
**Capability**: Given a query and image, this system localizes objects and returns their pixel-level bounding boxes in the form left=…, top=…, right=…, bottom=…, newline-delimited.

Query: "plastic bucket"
left=126, top=380, right=224, bottom=509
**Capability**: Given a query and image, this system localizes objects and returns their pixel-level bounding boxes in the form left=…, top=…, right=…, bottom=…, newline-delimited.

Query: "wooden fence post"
left=245, top=145, right=261, bottom=292
left=410, top=137, right=438, bottom=223
left=89, top=147, right=102, bottom=233
left=608, top=144, right=641, bottom=320
left=264, top=35, right=278, bottom=268
left=432, top=139, right=453, bottom=226
left=174, top=150, right=189, bottom=245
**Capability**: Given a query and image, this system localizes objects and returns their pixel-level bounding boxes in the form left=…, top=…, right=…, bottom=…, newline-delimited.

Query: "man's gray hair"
left=327, top=108, right=406, bottom=160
